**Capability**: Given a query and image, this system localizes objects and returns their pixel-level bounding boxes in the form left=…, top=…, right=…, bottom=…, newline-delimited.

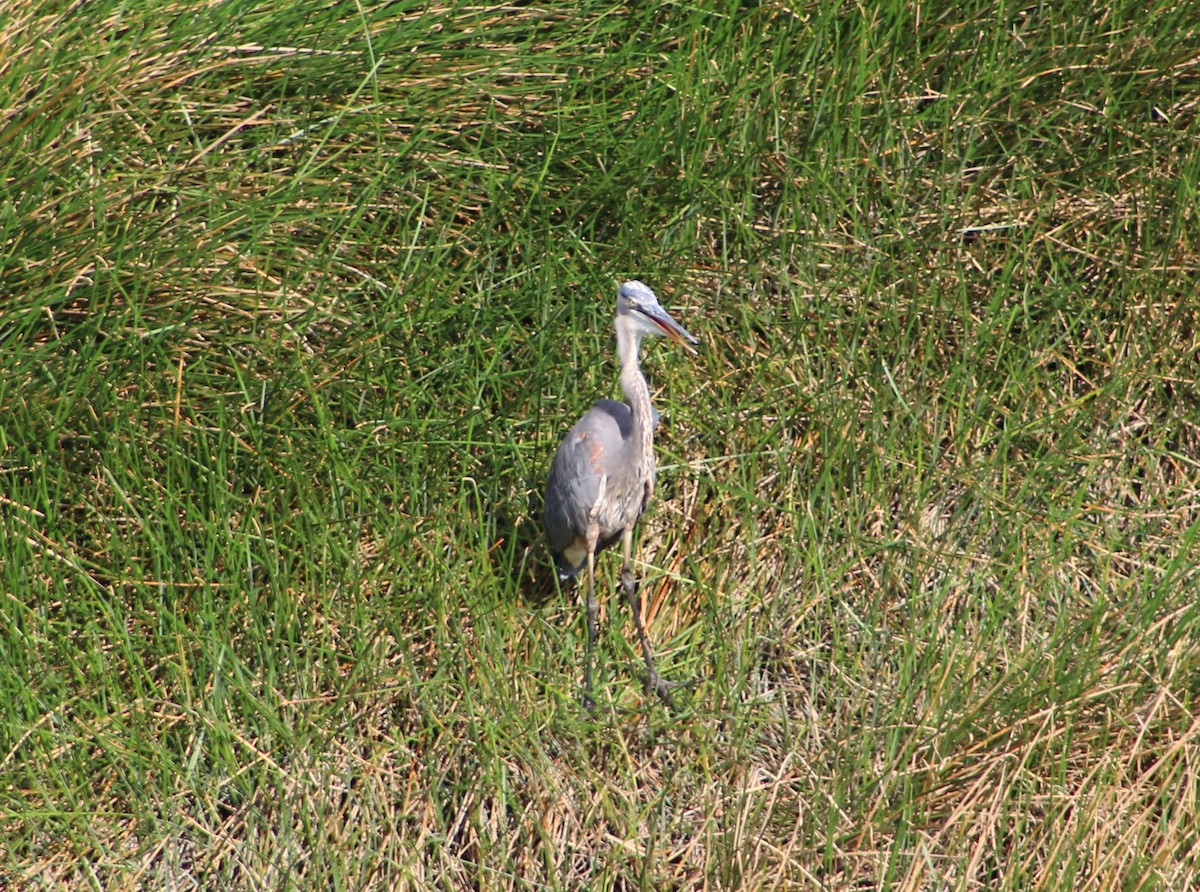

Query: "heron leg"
left=580, top=552, right=600, bottom=710
left=582, top=530, right=600, bottom=713
left=621, top=527, right=687, bottom=711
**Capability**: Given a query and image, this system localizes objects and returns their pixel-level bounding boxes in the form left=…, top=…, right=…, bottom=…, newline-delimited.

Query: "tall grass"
left=2, top=0, right=1199, bottom=888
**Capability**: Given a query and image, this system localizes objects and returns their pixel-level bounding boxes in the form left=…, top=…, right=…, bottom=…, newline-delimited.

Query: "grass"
left=2, top=0, right=1200, bottom=887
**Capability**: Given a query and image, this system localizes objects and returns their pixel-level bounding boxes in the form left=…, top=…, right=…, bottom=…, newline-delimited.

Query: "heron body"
left=543, top=280, right=696, bottom=709
left=544, top=399, right=651, bottom=578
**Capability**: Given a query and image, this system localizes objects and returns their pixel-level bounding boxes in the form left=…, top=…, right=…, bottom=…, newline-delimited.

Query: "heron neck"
left=617, top=324, right=655, bottom=462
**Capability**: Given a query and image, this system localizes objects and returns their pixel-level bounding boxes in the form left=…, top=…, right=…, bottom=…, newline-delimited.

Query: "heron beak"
left=645, top=307, right=699, bottom=354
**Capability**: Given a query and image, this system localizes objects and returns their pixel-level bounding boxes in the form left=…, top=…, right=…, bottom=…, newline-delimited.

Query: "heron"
left=543, top=280, right=697, bottom=710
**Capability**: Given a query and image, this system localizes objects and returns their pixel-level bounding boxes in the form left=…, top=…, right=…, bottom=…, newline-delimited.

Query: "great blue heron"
left=543, top=280, right=697, bottom=710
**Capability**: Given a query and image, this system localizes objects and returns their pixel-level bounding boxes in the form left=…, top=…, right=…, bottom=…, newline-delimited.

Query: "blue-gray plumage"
left=543, top=280, right=697, bottom=709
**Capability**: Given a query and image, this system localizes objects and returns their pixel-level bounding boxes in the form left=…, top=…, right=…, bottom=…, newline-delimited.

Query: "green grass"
left=3, top=0, right=1200, bottom=888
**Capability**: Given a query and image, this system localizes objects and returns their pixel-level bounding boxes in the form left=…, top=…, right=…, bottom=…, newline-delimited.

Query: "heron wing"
left=543, top=400, right=635, bottom=576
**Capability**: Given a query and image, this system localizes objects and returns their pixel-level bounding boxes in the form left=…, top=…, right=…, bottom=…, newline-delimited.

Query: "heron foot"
left=644, top=671, right=694, bottom=711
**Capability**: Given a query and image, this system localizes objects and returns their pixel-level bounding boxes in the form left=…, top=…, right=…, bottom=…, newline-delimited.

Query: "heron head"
left=617, top=280, right=698, bottom=351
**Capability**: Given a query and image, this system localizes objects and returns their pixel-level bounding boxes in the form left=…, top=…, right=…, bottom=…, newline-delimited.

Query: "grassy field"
left=3, top=0, right=1200, bottom=888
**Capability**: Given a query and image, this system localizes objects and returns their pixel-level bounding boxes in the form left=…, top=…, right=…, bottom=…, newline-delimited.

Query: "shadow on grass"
left=476, top=484, right=562, bottom=607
